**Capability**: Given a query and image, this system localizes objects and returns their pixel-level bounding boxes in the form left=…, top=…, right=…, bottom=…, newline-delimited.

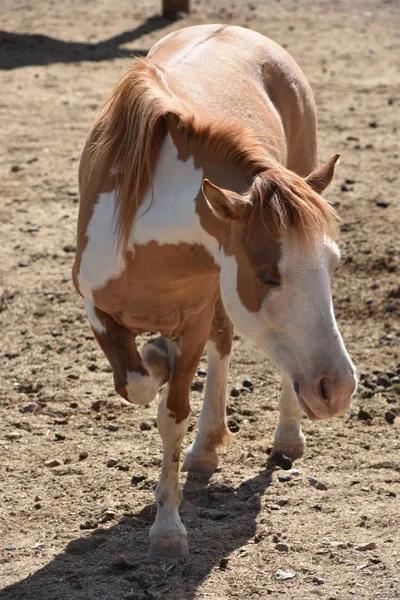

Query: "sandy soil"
left=0, top=1, right=399, bottom=599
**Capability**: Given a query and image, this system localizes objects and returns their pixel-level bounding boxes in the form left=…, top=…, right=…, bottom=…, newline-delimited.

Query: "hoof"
left=272, top=430, right=306, bottom=461
left=148, top=534, right=189, bottom=559
left=142, top=338, right=170, bottom=386
left=182, top=449, right=219, bottom=474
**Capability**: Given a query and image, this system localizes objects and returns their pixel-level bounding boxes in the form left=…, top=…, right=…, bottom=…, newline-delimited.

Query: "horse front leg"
left=148, top=316, right=211, bottom=558
left=183, top=296, right=233, bottom=473
left=272, top=373, right=305, bottom=461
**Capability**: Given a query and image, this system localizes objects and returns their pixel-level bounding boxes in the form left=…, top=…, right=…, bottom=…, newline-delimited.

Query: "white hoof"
left=272, top=429, right=306, bottom=461
left=148, top=533, right=189, bottom=559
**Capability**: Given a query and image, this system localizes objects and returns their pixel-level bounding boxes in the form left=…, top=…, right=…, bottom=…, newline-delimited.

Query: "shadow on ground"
left=0, top=468, right=273, bottom=600
left=0, top=15, right=176, bottom=69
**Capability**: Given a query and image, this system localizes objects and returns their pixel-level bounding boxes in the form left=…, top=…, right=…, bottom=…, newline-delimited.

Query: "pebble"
left=242, top=379, right=254, bottom=389
left=230, top=387, right=241, bottom=398
left=312, top=577, right=325, bottom=585
left=219, top=557, right=229, bottom=570
left=107, top=458, right=119, bottom=468
left=376, top=201, right=389, bottom=208
left=44, top=459, right=62, bottom=467
left=54, top=432, right=66, bottom=441
left=80, top=520, right=98, bottom=530
left=197, top=369, right=207, bottom=376
left=275, top=542, right=289, bottom=552
left=275, top=568, right=296, bottom=581
left=278, top=473, right=292, bottom=482
left=5, top=545, right=17, bottom=551
left=6, top=432, right=22, bottom=440
left=131, top=473, right=147, bottom=485
left=323, top=537, right=347, bottom=548
left=385, top=410, right=396, bottom=424
left=358, top=408, right=373, bottom=421
left=139, top=421, right=152, bottom=431
left=99, top=509, right=116, bottom=523
left=309, top=477, right=328, bottom=491
left=356, top=542, right=377, bottom=551
left=79, top=451, right=88, bottom=461
left=107, top=423, right=119, bottom=432
left=20, top=402, right=38, bottom=413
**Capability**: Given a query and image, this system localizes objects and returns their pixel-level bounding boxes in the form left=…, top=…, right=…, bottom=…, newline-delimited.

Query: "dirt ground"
left=1, top=0, right=399, bottom=598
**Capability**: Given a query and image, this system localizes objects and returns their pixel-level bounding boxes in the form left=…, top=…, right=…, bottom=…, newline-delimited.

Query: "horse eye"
left=256, top=274, right=280, bottom=287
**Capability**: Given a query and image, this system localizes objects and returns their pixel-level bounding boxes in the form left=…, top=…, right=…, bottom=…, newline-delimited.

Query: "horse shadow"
left=0, top=15, right=176, bottom=70
left=0, top=466, right=275, bottom=600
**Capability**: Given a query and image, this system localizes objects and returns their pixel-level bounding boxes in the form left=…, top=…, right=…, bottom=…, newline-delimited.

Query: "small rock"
left=139, top=421, right=152, bottom=431
left=219, top=557, right=229, bottom=570
left=358, top=408, right=373, bottom=421
left=275, top=568, right=296, bottom=581
left=99, top=509, right=116, bottom=523
left=242, top=379, right=254, bottom=389
left=276, top=499, right=289, bottom=507
left=230, top=387, right=241, bottom=398
left=107, top=458, right=119, bottom=468
left=365, top=297, right=373, bottom=305
left=44, top=459, right=62, bottom=468
left=91, top=400, right=102, bottom=412
left=79, top=520, right=98, bottom=530
left=312, top=577, right=325, bottom=585
left=117, top=464, right=130, bottom=471
left=87, top=363, right=98, bottom=372
left=54, top=432, right=66, bottom=441
left=309, top=477, right=328, bottom=491
left=107, top=423, right=119, bottom=432
left=278, top=473, right=292, bottom=482
left=385, top=410, right=396, bottom=424
left=5, top=545, right=17, bottom=551
left=356, top=542, right=377, bottom=551
left=369, top=121, right=378, bottom=128
left=323, top=537, right=347, bottom=548
left=191, top=380, right=204, bottom=392
left=20, top=402, right=38, bottom=413
left=79, top=451, right=88, bottom=461
left=131, top=473, right=147, bottom=485
left=62, top=244, right=76, bottom=253
left=275, top=542, right=289, bottom=552
left=6, top=431, right=22, bottom=440
left=197, top=369, right=207, bottom=376
left=376, top=201, right=389, bottom=209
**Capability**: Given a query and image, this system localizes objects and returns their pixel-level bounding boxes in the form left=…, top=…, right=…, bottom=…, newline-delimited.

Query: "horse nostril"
left=319, top=377, right=330, bottom=401
left=293, top=381, right=300, bottom=394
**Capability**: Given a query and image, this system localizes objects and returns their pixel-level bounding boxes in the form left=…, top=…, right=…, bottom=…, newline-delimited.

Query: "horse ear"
left=305, top=153, right=341, bottom=194
left=202, top=179, right=252, bottom=222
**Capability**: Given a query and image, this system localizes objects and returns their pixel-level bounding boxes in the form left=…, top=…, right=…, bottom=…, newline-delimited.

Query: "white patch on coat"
left=130, top=133, right=222, bottom=265
left=78, top=190, right=125, bottom=297
left=126, top=371, right=160, bottom=406
left=83, top=296, right=106, bottom=334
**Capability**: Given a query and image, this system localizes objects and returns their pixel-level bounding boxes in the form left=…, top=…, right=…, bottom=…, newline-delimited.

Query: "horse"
left=73, top=24, right=357, bottom=558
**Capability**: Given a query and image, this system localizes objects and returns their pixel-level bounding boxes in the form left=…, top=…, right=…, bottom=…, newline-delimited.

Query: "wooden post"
left=162, top=0, right=190, bottom=17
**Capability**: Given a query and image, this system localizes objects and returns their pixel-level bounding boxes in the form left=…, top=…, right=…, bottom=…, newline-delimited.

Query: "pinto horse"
left=73, top=24, right=356, bottom=558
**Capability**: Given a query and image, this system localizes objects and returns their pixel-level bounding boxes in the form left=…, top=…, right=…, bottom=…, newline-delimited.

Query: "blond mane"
left=86, top=58, right=338, bottom=251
